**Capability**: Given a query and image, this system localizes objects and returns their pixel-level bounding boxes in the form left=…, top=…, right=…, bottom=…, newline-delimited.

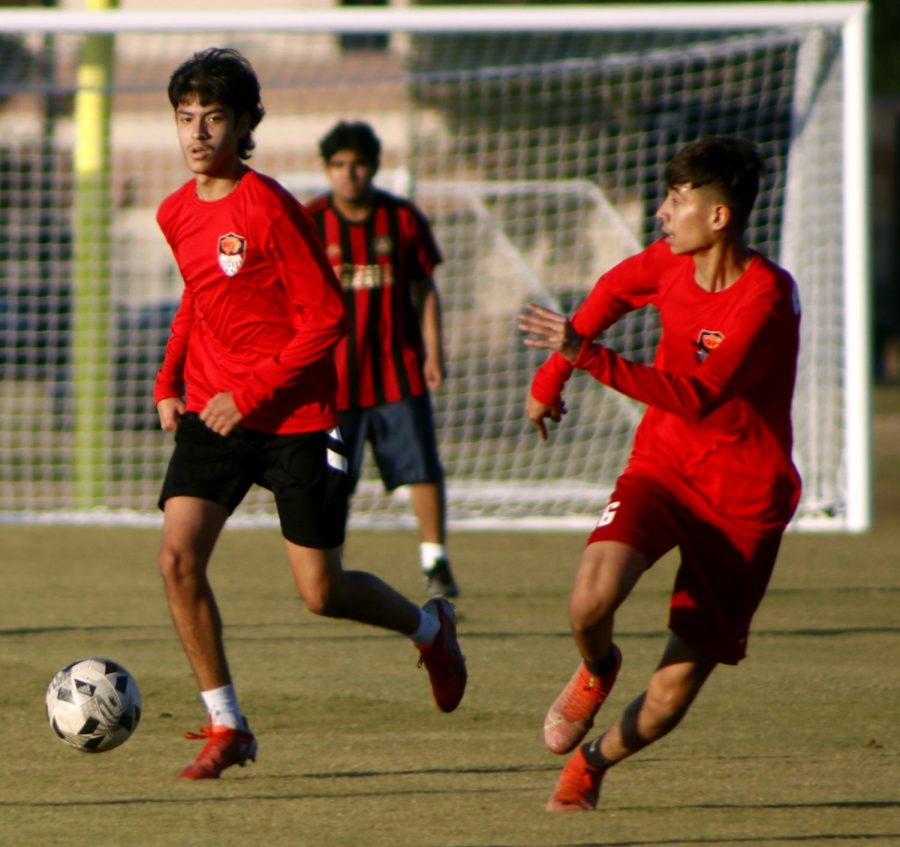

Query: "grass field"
left=1, top=388, right=898, bottom=846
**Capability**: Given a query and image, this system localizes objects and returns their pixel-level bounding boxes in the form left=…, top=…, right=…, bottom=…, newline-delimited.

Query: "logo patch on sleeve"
left=696, top=329, right=724, bottom=362
left=217, top=233, right=246, bottom=277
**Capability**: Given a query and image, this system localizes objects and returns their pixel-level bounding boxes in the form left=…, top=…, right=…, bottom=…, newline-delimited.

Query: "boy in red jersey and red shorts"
left=154, top=49, right=466, bottom=780
left=519, top=136, right=801, bottom=811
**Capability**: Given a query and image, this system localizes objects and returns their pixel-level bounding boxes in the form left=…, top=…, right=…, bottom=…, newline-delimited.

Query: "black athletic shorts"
left=338, top=393, right=444, bottom=494
left=158, top=413, right=350, bottom=549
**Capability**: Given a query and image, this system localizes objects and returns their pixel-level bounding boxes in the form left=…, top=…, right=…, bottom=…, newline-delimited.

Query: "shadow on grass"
left=3, top=787, right=897, bottom=813
left=0, top=624, right=171, bottom=637
left=4, top=624, right=899, bottom=640
left=549, top=831, right=900, bottom=847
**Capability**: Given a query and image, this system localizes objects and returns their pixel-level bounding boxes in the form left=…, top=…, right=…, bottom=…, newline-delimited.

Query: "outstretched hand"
left=519, top=303, right=580, bottom=440
left=518, top=302, right=583, bottom=363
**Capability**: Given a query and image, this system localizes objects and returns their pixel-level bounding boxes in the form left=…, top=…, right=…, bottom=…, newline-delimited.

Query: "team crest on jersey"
left=217, top=233, right=246, bottom=277
left=374, top=235, right=393, bottom=256
left=326, top=243, right=343, bottom=261
left=696, top=329, right=725, bottom=362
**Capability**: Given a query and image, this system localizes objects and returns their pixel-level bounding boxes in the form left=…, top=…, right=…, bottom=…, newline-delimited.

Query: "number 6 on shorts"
left=596, top=500, right=621, bottom=528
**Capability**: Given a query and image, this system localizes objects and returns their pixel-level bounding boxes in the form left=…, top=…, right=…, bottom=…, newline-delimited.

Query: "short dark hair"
left=665, top=136, right=763, bottom=231
left=167, top=47, right=265, bottom=160
left=319, top=121, right=381, bottom=168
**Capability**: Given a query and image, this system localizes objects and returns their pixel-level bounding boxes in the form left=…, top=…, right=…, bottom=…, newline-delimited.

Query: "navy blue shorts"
left=158, top=413, right=350, bottom=549
left=338, top=393, right=444, bottom=494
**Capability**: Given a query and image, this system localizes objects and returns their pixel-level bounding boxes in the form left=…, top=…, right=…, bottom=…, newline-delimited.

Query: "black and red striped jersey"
left=307, top=189, right=442, bottom=410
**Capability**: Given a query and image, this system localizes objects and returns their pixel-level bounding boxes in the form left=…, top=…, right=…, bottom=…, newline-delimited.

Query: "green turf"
left=1, top=390, right=898, bottom=846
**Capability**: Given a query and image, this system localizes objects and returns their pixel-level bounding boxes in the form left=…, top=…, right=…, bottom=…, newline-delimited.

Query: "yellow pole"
left=73, top=0, right=117, bottom=507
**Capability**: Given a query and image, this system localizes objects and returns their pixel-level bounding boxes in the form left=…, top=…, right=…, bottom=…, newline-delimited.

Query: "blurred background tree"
left=868, top=0, right=900, bottom=94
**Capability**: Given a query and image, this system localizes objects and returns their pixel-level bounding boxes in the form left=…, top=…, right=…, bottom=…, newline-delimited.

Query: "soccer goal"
left=0, top=3, right=870, bottom=531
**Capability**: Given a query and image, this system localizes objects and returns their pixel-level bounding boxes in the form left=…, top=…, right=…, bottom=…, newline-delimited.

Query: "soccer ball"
left=45, top=657, right=142, bottom=752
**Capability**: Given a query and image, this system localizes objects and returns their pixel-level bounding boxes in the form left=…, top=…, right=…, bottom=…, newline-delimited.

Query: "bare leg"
left=546, top=633, right=716, bottom=810
left=158, top=496, right=230, bottom=691
left=287, top=539, right=467, bottom=714
left=588, top=634, right=717, bottom=767
left=286, top=542, right=421, bottom=635
left=408, top=481, right=445, bottom=544
left=543, top=541, right=649, bottom=755
left=568, top=540, right=649, bottom=663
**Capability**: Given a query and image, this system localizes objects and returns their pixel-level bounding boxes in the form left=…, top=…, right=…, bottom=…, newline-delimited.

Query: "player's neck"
left=194, top=163, right=247, bottom=202
left=332, top=191, right=374, bottom=223
left=692, top=239, right=752, bottom=293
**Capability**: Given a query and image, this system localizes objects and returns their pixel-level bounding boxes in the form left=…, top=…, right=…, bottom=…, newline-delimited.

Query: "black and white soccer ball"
left=45, top=657, right=142, bottom=752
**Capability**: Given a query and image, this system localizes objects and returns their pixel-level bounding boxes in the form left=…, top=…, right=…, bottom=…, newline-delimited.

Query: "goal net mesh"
left=0, top=10, right=855, bottom=529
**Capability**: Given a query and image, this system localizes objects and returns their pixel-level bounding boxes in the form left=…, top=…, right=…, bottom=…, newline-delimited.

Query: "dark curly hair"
left=167, top=47, right=265, bottom=160
left=318, top=121, right=381, bottom=169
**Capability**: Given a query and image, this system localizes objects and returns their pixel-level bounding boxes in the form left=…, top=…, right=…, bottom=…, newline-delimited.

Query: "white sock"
left=200, top=684, right=243, bottom=729
left=410, top=605, right=441, bottom=645
left=420, top=542, right=448, bottom=572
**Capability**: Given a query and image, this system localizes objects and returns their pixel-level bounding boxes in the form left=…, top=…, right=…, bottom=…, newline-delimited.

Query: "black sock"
left=581, top=738, right=614, bottom=771
left=585, top=649, right=617, bottom=677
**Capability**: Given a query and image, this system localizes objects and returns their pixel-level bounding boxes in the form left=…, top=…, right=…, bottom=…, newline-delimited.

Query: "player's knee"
left=158, top=545, right=203, bottom=592
left=568, top=544, right=643, bottom=631
left=300, top=582, right=342, bottom=618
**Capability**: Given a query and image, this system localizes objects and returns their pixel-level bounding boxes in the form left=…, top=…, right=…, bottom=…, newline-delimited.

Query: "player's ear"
left=710, top=202, right=732, bottom=232
left=235, top=111, right=252, bottom=140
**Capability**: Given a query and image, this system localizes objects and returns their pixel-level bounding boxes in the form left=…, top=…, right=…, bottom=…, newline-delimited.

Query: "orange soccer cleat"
left=545, top=745, right=607, bottom=811
left=543, top=645, right=622, bottom=755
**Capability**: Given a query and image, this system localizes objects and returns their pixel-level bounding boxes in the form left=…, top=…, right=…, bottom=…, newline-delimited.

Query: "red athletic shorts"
left=587, top=473, right=784, bottom=665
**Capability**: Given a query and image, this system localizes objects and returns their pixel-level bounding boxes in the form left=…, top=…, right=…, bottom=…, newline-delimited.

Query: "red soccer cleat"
left=545, top=745, right=607, bottom=811
left=416, top=598, right=467, bottom=712
left=543, top=645, right=622, bottom=754
left=178, top=721, right=258, bottom=779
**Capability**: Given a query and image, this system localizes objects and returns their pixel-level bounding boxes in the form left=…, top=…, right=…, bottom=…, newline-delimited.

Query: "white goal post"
left=0, top=3, right=871, bottom=531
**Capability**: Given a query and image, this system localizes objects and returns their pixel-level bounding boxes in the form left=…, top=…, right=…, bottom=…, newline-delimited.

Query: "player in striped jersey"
left=308, top=121, right=459, bottom=600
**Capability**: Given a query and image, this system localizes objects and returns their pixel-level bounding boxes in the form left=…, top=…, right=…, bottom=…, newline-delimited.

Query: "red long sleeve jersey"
left=154, top=170, right=347, bottom=434
left=306, top=190, right=442, bottom=411
left=532, top=238, right=802, bottom=531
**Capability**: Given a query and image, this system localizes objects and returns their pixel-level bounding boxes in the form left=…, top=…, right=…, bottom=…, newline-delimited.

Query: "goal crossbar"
left=0, top=4, right=869, bottom=34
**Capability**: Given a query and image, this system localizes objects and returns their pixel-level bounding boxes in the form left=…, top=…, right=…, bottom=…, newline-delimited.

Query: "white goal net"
left=0, top=4, right=870, bottom=530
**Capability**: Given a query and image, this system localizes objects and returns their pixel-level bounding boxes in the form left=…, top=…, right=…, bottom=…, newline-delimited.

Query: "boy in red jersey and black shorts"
left=307, top=121, right=459, bottom=600
left=154, top=49, right=466, bottom=780
left=518, top=137, right=801, bottom=811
